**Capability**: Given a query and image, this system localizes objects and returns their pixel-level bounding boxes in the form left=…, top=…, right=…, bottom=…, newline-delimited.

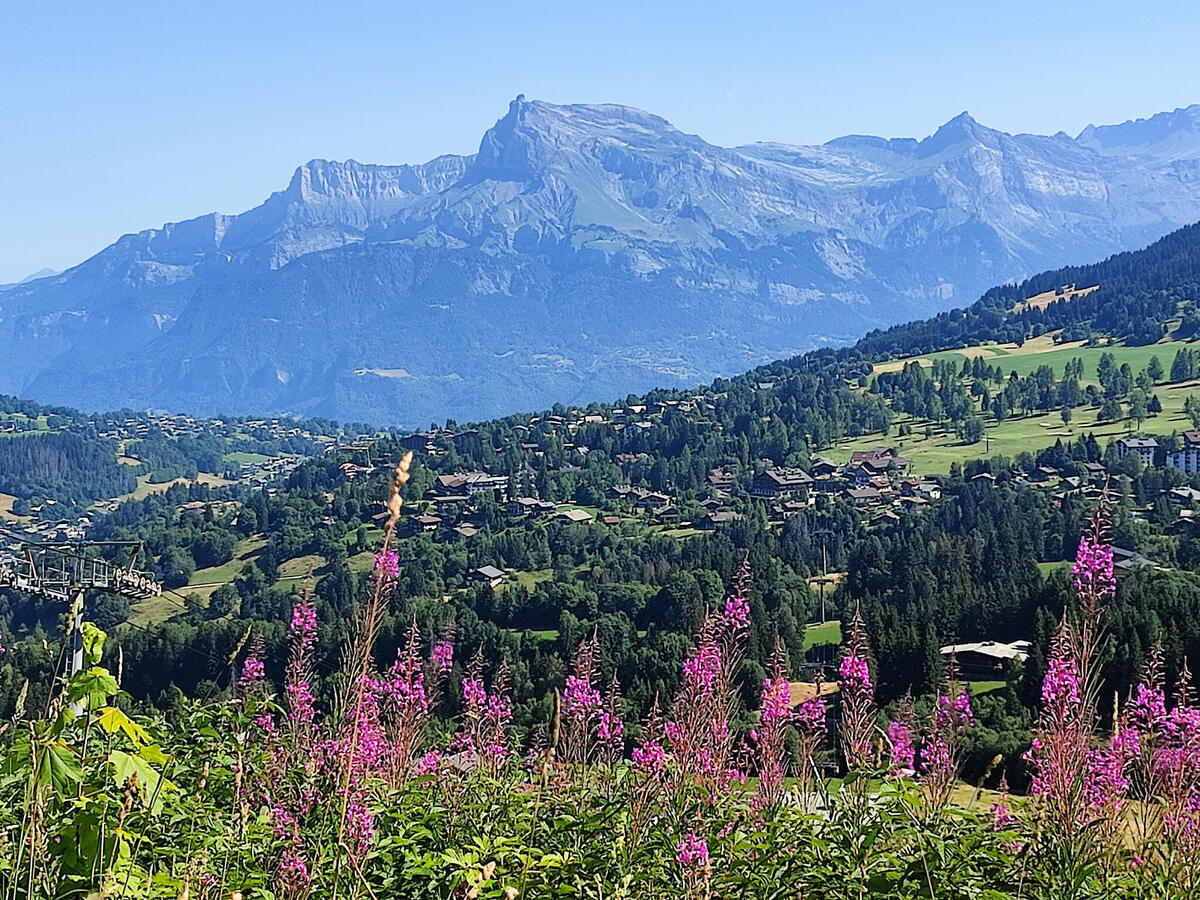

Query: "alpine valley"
left=8, top=97, right=1200, bottom=426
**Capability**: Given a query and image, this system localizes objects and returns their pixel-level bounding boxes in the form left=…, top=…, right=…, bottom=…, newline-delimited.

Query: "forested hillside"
left=4, top=222, right=1200, bottom=755
left=4, top=222, right=1200, bottom=897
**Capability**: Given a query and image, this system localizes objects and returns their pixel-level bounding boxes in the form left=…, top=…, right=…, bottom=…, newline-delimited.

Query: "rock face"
left=8, top=98, right=1200, bottom=426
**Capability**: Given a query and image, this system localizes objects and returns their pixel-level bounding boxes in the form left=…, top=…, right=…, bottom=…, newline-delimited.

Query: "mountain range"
left=6, top=97, right=1200, bottom=427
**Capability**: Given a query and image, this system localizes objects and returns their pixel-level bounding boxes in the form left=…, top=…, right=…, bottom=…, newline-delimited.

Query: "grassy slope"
left=839, top=333, right=1200, bottom=475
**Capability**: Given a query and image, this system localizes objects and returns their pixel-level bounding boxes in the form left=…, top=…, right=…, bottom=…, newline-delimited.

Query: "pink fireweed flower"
left=1131, top=682, right=1167, bottom=733
left=344, top=790, right=375, bottom=857
left=887, top=719, right=916, bottom=776
left=632, top=739, right=667, bottom=776
left=682, top=639, right=723, bottom=696
left=462, top=677, right=487, bottom=710
left=239, top=654, right=265, bottom=690
left=839, top=652, right=872, bottom=698
left=373, top=548, right=399, bottom=580
left=484, top=689, right=514, bottom=760
left=1041, top=657, right=1081, bottom=708
left=596, top=709, right=624, bottom=746
left=431, top=639, right=454, bottom=672
left=676, top=833, right=710, bottom=869
left=838, top=603, right=877, bottom=770
left=289, top=601, right=317, bottom=650
left=417, top=749, right=442, bottom=775
left=563, top=674, right=603, bottom=717
left=286, top=680, right=316, bottom=728
left=1072, top=534, right=1115, bottom=601
left=722, top=594, right=750, bottom=631
left=936, top=688, right=976, bottom=732
left=760, top=675, right=792, bottom=725
left=277, top=849, right=310, bottom=891
left=1084, top=742, right=1129, bottom=808
left=991, top=799, right=1016, bottom=830
left=796, top=695, right=826, bottom=734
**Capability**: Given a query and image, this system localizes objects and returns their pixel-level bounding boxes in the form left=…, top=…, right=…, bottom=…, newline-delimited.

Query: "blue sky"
left=2, top=0, right=1198, bottom=283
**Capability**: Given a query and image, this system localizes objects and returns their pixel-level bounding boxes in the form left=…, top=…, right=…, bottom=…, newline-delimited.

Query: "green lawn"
left=804, top=620, right=842, bottom=649
left=873, top=333, right=1182, bottom=383
left=504, top=569, right=554, bottom=591
left=223, top=451, right=273, bottom=467
left=130, top=537, right=264, bottom=625
left=187, top=537, right=267, bottom=588
left=964, top=680, right=1007, bottom=696
left=1037, top=560, right=1070, bottom=577
left=107, top=472, right=234, bottom=505
left=658, top=526, right=705, bottom=539
left=277, top=554, right=326, bottom=579
left=347, top=550, right=378, bottom=575
left=836, top=333, right=1200, bottom=475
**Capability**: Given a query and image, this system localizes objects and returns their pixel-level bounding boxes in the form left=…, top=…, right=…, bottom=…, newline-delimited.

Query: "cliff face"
left=8, top=98, right=1200, bottom=426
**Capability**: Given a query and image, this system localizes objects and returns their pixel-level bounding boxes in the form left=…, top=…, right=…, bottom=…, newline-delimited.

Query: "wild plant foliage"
left=2, top=498, right=1200, bottom=897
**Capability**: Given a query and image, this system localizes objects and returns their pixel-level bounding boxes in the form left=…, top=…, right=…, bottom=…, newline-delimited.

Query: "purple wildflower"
left=676, top=833, right=710, bottom=869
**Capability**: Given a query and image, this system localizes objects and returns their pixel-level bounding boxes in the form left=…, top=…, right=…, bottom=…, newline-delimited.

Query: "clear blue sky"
left=2, top=0, right=1198, bottom=283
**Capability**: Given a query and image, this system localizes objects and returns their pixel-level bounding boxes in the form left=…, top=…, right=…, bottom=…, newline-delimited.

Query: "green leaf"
left=80, top=622, right=107, bottom=666
left=109, top=749, right=174, bottom=814
left=36, top=740, right=83, bottom=792
left=95, top=706, right=151, bottom=746
left=66, top=667, right=119, bottom=709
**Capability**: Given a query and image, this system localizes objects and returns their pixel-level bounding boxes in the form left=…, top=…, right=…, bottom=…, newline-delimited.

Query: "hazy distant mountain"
left=7, top=98, right=1200, bottom=426
left=0, top=267, right=60, bottom=291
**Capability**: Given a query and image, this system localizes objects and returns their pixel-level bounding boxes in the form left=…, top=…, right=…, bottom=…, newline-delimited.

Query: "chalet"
left=452, top=523, right=480, bottom=540
left=1028, top=466, right=1058, bottom=484
left=410, top=514, right=442, bottom=535
left=506, top=497, right=556, bottom=517
left=556, top=508, right=595, bottom=524
left=700, top=510, right=743, bottom=529
left=636, top=491, right=672, bottom=509
left=1082, top=462, right=1107, bottom=481
left=810, top=457, right=841, bottom=491
left=770, top=500, right=810, bottom=520
left=941, top=640, right=1030, bottom=678
left=1168, top=431, right=1200, bottom=474
left=846, top=486, right=882, bottom=505
left=970, top=471, right=997, bottom=484
left=601, top=515, right=622, bottom=526
left=470, top=565, right=506, bottom=588
left=870, top=509, right=901, bottom=526
left=435, top=472, right=507, bottom=497
left=1169, top=486, right=1200, bottom=506
left=1113, top=546, right=1158, bottom=576
left=1117, top=437, right=1159, bottom=467
left=843, top=465, right=873, bottom=487
left=431, top=494, right=470, bottom=514
left=652, top=504, right=681, bottom=523
left=899, top=479, right=942, bottom=501
left=400, top=432, right=435, bottom=453
left=750, top=467, right=813, bottom=500
left=849, top=447, right=910, bottom=478
left=707, top=468, right=735, bottom=488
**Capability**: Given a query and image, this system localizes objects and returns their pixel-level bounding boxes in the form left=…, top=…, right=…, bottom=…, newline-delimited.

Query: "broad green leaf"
left=80, top=622, right=107, bottom=666
left=95, top=706, right=152, bottom=746
left=36, top=740, right=83, bottom=792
